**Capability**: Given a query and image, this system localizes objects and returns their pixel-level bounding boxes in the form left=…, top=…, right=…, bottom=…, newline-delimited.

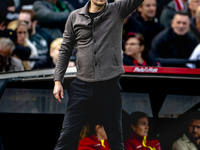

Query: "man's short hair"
left=20, top=9, right=37, bottom=22
left=186, top=111, right=200, bottom=125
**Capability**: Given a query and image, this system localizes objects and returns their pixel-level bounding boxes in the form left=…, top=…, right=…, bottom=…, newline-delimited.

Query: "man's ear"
left=138, top=7, right=141, bottom=13
left=171, top=19, right=174, bottom=28
left=33, top=20, right=38, bottom=26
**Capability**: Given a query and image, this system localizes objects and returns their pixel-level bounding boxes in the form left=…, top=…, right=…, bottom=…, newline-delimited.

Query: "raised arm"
left=113, top=0, right=144, bottom=19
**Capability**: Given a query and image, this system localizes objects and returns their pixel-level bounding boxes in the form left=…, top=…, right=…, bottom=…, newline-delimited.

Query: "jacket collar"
left=131, top=132, right=148, bottom=143
left=79, top=0, right=108, bottom=15
left=182, top=134, right=192, bottom=143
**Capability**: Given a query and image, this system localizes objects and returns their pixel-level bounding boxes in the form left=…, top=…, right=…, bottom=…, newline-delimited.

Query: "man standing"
left=53, top=0, right=144, bottom=149
left=172, top=111, right=200, bottom=150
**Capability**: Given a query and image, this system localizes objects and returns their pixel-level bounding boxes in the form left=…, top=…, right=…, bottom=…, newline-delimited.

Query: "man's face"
left=90, top=0, right=108, bottom=7
left=171, top=14, right=190, bottom=35
left=0, top=45, right=11, bottom=66
left=188, top=119, right=200, bottom=139
left=138, top=0, right=157, bottom=20
left=188, top=0, right=200, bottom=13
left=18, top=13, right=33, bottom=35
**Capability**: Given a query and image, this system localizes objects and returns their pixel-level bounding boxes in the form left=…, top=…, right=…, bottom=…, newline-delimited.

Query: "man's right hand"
left=53, top=81, right=64, bottom=103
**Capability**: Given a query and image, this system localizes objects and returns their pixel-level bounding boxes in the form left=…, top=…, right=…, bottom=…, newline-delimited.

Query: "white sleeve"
left=186, top=44, right=200, bottom=68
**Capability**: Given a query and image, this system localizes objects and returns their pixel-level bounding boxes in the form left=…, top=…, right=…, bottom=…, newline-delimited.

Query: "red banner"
left=123, top=66, right=200, bottom=75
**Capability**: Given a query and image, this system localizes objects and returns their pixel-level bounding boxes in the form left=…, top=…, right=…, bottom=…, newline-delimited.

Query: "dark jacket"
left=54, top=0, right=144, bottom=82
left=148, top=28, right=198, bottom=67
left=33, top=56, right=55, bottom=69
left=189, top=17, right=200, bottom=43
left=135, top=15, right=164, bottom=51
left=33, top=0, right=75, bottom=39
left=123, top=53, right=148, bottom=66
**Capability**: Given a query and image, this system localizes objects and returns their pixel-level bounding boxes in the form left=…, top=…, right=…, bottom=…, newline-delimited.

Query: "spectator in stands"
left=0, top=0, right=19, bottom=26
left=188, top=0, right=200, bottom=18
left=131, top=0, right=163, bottom=51
left=124, top=111, right=162, bottom=150
left=13, top=0, right=36, bottom=12
left=160, top=0, right=200, bottom=29
left=148, top=11, right=198, bottom=67
left=7, top=20, right=38, bottom=70
left=172, top=111, right=200, bottom=150
left=33, top=0, right=75, bottom=39
left=0, top=37, right=24, bottom=72
left=189, top=5, right=200, bottom=42
left=123, top=32, right=148, bottom=66
left=32, top=38, right=75, bottom=69
left=159, top=0, right=188, bottom=29
left=18, top=9, right=53, bottom=57
left=122, top=14, right=145, bottom=48
left=0, top=14, right=18, bottom=44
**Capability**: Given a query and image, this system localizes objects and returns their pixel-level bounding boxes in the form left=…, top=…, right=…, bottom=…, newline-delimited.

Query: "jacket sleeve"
left=172, top=139, right=189, bottom=150
left=54, top=12, right=76, bottom=82
left=33, top=1, right=72, bottom=23
left=113, top=0, right=144, bottom=19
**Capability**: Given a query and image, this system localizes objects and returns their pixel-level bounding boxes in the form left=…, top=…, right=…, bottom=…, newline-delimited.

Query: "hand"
left=53, top=81, right=64, bottom=103
left=7, top=6, right=15, bottom=12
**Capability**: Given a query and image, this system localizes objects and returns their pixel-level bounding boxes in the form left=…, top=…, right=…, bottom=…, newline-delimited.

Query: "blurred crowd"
left=1, top=0, right=200, bottom=72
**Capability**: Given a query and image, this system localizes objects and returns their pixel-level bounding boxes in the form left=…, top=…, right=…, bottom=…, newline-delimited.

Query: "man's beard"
left=187, top=132, right=200, bottom=145
left=27, top=23, right=33, bottom=36
left=28, top=28, right=33, bottom=36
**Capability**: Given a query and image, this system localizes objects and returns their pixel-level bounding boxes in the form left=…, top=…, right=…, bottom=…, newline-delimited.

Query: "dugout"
left=0, top=66, right=200, bottom=150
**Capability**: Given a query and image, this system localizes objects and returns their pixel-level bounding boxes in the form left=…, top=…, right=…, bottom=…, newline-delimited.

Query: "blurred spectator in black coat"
left=0, top=0, right=19, bottom=26
left=132, top=0, right=164, bottom=52
left=33, top=0, right=75, bottom=39
left=149, top=11, right=198, bottom=67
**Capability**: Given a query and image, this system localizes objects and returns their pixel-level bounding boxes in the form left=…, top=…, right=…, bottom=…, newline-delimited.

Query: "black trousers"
left=54, top=77, right=125, bottom=150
